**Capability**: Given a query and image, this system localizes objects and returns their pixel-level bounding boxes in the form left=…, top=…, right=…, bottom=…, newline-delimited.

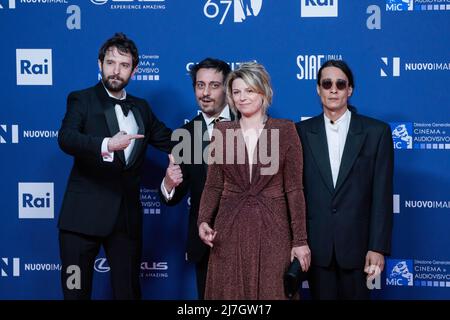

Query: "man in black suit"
left=296, top=60, right=394, bottom=299
left=160, top=58, right=232, bottom=299
left=58, top=33, right=172, bottom=300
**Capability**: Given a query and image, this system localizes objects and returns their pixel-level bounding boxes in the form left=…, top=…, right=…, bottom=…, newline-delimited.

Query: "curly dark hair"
left=98, top=32, right=139, bottom=69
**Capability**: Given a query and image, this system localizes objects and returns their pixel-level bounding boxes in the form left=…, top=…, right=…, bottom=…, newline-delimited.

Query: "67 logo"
left=203, top=0, right=263, bottom=24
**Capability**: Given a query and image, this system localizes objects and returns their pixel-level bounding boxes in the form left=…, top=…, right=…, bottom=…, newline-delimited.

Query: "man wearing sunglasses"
left=296, top=60, right=394, bottom=299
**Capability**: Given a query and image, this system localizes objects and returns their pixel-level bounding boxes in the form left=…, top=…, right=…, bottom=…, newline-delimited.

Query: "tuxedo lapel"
left=306, top=116, right=334, bottom=194
left=334, top=113, right=366, bottom=193
left=95, top=82, right=126, bottom=165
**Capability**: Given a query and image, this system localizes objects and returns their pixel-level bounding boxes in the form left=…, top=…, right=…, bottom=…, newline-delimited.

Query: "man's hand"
left=108, top=131, right=144, bottom=152
left=163, top=154, right=183, bottom=193
left=364, top=250, right=385, bottom=281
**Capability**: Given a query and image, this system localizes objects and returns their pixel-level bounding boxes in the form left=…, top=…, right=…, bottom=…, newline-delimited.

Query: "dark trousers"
left=59, top=202, right=142, bottom=300
left=309, top=252, right=369, bottom=300
left=195, top=252, right=209, bottom=300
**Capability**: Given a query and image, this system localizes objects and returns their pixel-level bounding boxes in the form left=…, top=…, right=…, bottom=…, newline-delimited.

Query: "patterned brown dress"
left=198, top=118, right=307, bottom=300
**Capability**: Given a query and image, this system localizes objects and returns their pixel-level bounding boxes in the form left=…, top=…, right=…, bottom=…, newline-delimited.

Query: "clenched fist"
left=163, top=154, right=183, bottom=193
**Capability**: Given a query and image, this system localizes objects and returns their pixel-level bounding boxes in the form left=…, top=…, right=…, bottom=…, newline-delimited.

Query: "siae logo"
left=203, top=0, right=263, bottom=24
left=380, top=57, right=400, bottom=77
left=0, top=124, right=19, bottom=144
left=18, top=182, right=54, bottom=219
left=296, top=54, right=343, bottom=80
left=301, top=0, right=338, bottom=18
left=0, top=0, right=16, bottom=9
left=16, top=49, right=53, bottom=85
left=1, top=258, right=20, bottom=277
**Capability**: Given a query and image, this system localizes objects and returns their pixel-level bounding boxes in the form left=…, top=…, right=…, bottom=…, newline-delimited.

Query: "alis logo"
left=1, top=258, right=20, bottom=277
left=380, top=57, right=400, bottom=77
left=203, top=0, right=263, bottom=24
left=301, top=0, right=338, bottom=18
left=16, top=49, right=53, bottom=85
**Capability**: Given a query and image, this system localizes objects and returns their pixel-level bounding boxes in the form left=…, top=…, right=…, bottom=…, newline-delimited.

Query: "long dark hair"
left=317, top=59, right=357, bottom=113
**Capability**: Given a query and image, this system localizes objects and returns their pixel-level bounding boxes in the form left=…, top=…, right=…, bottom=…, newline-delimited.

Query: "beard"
left=101, top=71, right=131, bottom=93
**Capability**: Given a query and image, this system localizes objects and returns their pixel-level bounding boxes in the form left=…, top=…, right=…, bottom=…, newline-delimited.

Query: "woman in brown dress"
left=198, top=62, right=311, bottom=300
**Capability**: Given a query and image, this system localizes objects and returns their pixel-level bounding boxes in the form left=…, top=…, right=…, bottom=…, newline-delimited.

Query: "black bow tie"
left=110, top=97, right=133, bottom=116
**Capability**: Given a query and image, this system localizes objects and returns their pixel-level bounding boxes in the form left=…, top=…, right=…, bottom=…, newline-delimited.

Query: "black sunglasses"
left=320, top=79, right=348, bottom=90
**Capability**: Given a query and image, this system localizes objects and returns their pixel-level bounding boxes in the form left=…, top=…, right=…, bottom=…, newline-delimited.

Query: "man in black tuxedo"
left=296, top=60, right=394, bottom=299
left=58, top=33, right=172, bottom=300
left=159, top=58, right=232, bottom=299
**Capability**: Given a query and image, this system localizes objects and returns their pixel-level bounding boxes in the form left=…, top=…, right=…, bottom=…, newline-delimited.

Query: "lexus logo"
left=94, top=258, right=110, bottom=273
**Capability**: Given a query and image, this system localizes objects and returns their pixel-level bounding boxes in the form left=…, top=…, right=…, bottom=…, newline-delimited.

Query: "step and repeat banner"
left=0, top=0, right=449, bottom=300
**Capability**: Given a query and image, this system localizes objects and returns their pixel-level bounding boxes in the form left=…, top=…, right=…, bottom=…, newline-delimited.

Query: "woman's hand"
left=198, top=222, right=217, bottom=247
left=291, top=245, right=311, bottom=272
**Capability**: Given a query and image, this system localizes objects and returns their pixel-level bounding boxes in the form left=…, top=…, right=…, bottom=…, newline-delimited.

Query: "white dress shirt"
left=202, top=105, right=232, bottom=139
left=101, top=87, right=139, bottom=164
left=324, top=109, right=351, bottom=187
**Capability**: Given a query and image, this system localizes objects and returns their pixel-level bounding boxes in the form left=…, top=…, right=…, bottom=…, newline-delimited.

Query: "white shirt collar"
left=202, top=105, right=231, bottom=126
left=324, top=108, right=351, bottom=130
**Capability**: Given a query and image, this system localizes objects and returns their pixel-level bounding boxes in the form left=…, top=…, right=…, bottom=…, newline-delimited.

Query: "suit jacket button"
left=332, top=208, right=337, bottom=214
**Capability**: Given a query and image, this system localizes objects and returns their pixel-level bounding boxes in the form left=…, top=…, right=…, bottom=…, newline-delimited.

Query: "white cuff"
left=101, top=138, right=114, bottom=162
left=161, top=178, right=175, bottom=201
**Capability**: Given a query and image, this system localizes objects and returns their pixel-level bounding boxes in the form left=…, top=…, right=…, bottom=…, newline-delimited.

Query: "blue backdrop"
left=1, top=0, right=449, bottom=300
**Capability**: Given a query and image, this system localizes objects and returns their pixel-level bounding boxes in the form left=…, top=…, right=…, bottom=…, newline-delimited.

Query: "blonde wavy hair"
left=225, top=61, right=273, bottom=117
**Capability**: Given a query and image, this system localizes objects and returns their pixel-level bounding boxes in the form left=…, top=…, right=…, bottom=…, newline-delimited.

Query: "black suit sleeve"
left=146, top=102, right=174, bottom=154
left=58, top=92, right=104, bottom=159
left=369, top=124, right=394, bottom=255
